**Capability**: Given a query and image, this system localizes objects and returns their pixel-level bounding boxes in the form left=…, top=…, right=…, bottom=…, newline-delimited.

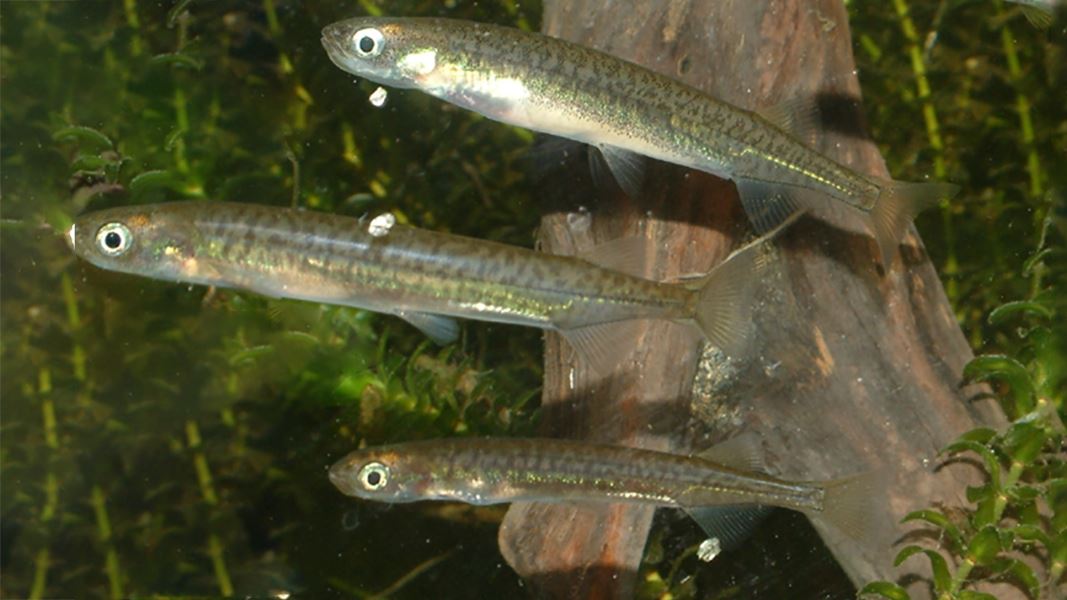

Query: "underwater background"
left=1, top=1, right=1063, bottom=598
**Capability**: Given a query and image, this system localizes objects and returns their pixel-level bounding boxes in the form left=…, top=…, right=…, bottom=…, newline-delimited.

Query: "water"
left=1, top=1, right=1063, bottom=599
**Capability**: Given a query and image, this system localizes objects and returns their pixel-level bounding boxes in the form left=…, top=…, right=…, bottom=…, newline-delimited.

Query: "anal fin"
left=684, top=505, right=773, bottom=552
left=734, top=178, right=805, bottom=234
left=396, top=311, right=460, bottom=345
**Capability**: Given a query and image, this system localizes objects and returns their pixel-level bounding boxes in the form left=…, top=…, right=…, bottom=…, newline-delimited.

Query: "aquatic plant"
left=1, top=0, right=1063, bottom=599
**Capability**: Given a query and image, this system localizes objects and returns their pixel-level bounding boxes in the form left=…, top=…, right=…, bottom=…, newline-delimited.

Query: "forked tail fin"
left=870, top=180, right=959, bottom=266
left=806, top=471, right=881, bottom=546
left=688, top=213, right=800, bottom=356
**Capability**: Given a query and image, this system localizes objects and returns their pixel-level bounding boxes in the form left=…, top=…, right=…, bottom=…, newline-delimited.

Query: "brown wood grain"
left=497, top=1, right=1011, bottom=598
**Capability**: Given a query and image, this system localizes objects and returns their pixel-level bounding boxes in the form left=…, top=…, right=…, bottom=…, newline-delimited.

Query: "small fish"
left=329, top=436, right=876, bottom=547
left=320, top=17, right=960, bottom=265
left=67, top=201, right=775, bottom=372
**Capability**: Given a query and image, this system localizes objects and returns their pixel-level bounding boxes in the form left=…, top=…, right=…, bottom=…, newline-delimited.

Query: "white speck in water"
left=568, top=368, right=576, bottom=390
left=369, top=86, right=388, bottom=107
left=921, top=456, right=931, bottom=468
left=764, top=360, right=781, bottom=376
left=856, top=377, right=864, bottom=384
left=368, top=212, right=396, bottom=237
left=697, top=537, right=722, bottom=562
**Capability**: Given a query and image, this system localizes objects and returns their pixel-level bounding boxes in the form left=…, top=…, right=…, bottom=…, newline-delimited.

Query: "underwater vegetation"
left=0, top=1, right=1063, bottom=600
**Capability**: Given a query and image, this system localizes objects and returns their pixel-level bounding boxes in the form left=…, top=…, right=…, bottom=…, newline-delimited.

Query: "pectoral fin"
left=591, top=144, right=646, bottom=199
left=397, top=311, right=460, bottom=345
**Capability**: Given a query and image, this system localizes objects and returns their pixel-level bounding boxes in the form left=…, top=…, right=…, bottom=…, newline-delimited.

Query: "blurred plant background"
left=0, top=1, right=1062, bottom=598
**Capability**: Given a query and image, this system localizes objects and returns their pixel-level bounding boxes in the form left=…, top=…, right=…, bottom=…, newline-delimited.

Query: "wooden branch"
left=498, top=1, right=1012, bottom=598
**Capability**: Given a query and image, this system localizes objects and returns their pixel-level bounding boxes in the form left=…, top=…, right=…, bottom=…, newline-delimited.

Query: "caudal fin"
left=689, top=214, right=799, bottom=356
left=807, top=471, right=880, bottom=546
left=870, top=180, right=959, bottom=266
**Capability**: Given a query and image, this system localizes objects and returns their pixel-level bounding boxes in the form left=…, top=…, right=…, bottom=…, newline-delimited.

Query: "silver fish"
left=320, top=16, right=959, bottom=265
left=67, top=201, right=775, bottom=372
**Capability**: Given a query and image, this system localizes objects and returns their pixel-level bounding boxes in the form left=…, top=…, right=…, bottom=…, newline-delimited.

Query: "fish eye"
left=95, top=223, right=132, bottom=257
left=358, top=461, right=389, bottom=491
left=353, top=27, right=384, bottom=57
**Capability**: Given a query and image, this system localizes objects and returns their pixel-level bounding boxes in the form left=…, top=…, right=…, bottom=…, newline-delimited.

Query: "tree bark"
left=498, top=1, right=1010, bottom=598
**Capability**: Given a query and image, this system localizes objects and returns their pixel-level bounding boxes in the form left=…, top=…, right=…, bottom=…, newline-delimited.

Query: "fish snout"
left=328, top=459, right=357, bottom=495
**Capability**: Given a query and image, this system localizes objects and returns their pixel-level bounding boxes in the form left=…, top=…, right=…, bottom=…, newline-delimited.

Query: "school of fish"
left=62, top=9, right=975, bottom=581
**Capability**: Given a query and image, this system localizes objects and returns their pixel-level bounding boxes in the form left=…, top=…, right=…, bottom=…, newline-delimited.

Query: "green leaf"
left=1011, top=524, right=1051, bottom=547
left=894, top=547, right=951, bottom=593
left=957, top=592, right=997, bottom=600
left=943, top=439, right=1001, bottom=488
left=166, top=0, right=194, bottom=27
left=902, top=509, right=963, bottom=548
left=999, top=558, right=1040, bottom=597
left=966, top=527, right=1002, bottom=566
left=962, top=354, right=1035, bottom=414
left=858, top=581, right=911, bottom=600
left=1003, top=421, right=1047, bottom=463
left=972, top=495, right=1000, bottom=529
left=151, top=52, right=204, bottom=70
left=958, top=428, right=997, bottom=444
left=71, top=153, right=113, bottom=171
left=129, top=170, right=176, bottom=195
left=988, top=300, right=1053, bottom=325
left=52, top=125, right=114, bottom=150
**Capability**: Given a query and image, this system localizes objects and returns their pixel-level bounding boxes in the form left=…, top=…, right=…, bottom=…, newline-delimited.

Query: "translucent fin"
left=576, top=236, right=650, bottom=278
left=396, top=311, right=460, bottom=345
left=560, top=320, right=644, bottom=375
left=734, top=178, right=805, bottom=234
left=684, top=505, right=773, bottom=551
left=595, top=144, right=646, bottom=199
left=757, top=95, right=821, bottom=147
left=694, top=432, right=765, bottom=472
left=869, top=179, right=959, bottom=265
left=804, top=471, right=879, bottom=546
left=684, top=213, right=799, bottom=355
left=1021, top=5, right=1054, bottom=28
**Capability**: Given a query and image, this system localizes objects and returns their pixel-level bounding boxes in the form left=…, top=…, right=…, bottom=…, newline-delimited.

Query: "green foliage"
left=1, top=1, right=541, bottom=598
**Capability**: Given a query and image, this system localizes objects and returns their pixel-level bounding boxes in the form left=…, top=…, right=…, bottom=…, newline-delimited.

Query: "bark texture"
left=498, top=1, right=1009, bottom=598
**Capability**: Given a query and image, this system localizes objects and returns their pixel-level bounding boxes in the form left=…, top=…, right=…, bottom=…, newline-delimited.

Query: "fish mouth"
left=328, top=460, right=354, bottom=494
left=320, top=34, right=353, bottom=72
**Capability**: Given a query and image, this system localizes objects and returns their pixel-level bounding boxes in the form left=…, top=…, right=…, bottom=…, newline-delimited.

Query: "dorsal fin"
left=757, top=95, right=822, bottom=147
left=576, top=236, right=650, bottom=279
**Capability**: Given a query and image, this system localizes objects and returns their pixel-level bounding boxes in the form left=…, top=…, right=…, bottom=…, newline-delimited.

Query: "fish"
left=320, top=16, right=959, bottom=266
left=328, top=436, right=876, bottom=548
left=66, top=201, right=776, bottom=373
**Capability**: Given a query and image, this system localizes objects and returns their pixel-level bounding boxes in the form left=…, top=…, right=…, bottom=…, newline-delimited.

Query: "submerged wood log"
left=498, top=1, right=1013, bottom=598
